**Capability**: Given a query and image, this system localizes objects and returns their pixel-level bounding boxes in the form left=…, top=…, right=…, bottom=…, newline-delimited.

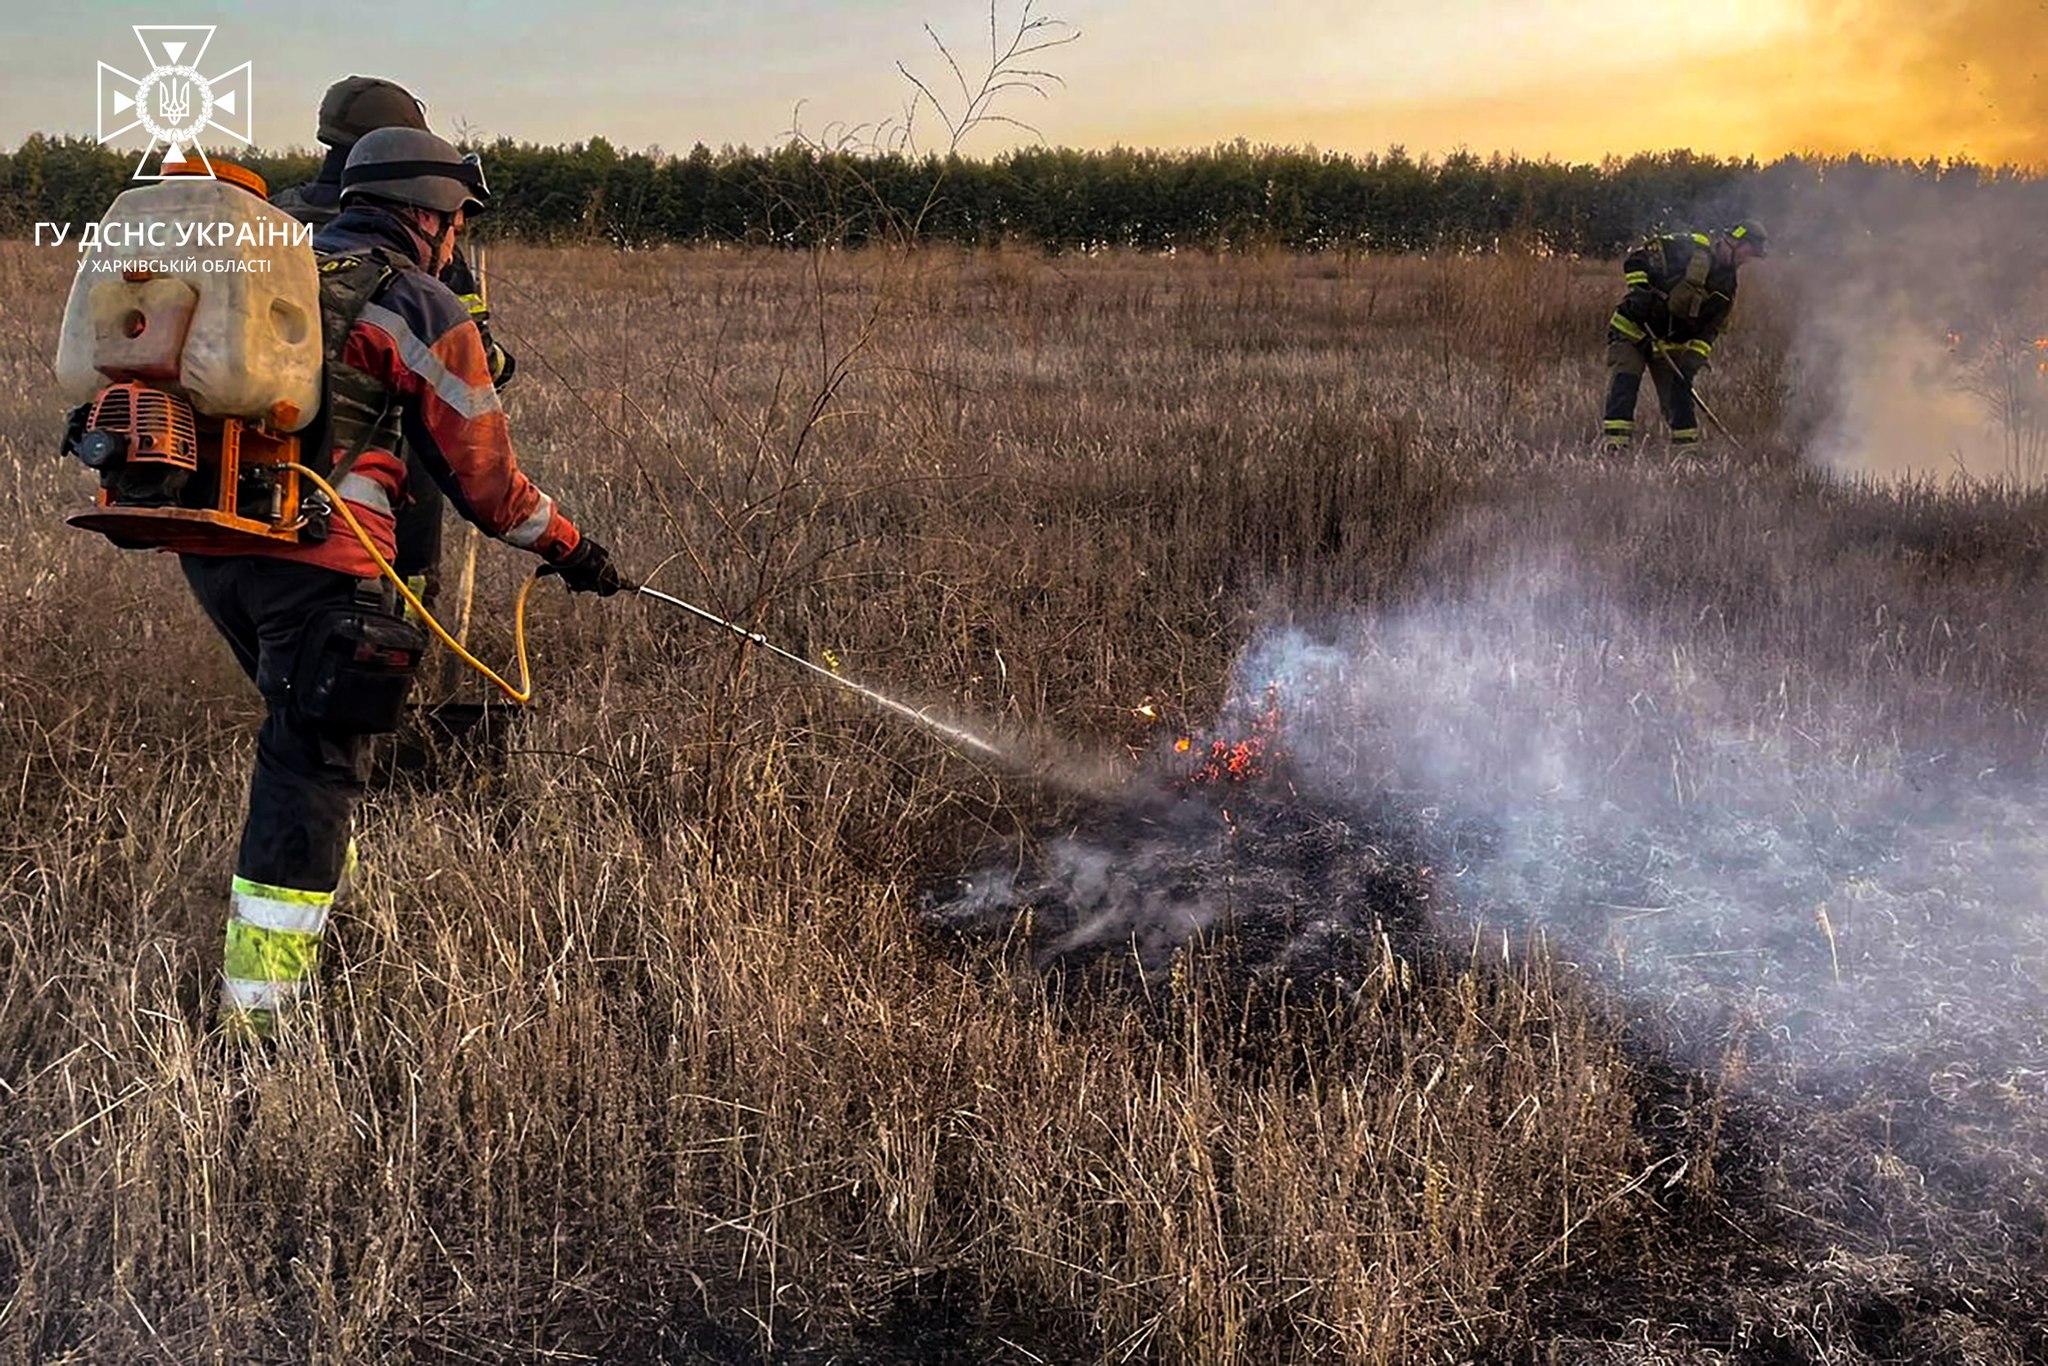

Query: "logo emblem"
left=96, top=26, right=254, bottom=179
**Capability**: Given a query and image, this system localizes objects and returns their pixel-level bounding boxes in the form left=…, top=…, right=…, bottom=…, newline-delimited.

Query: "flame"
left=1182, top=684, right=1286, bottom=786
left=1175, top=737, right=1192, bottom=752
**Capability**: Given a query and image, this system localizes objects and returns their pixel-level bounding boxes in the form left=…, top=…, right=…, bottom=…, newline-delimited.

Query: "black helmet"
left=316, top=75, right=427, bottom=148
left=1726, top=219, right=1769, bottom=257
left=341, top=127, right=489, bottom=215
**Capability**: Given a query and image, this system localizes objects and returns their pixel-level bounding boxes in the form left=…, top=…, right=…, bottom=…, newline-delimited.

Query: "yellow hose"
left=286, top=462, right=537, bottom=705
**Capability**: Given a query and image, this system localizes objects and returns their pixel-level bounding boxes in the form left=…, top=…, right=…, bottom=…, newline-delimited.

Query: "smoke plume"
left=930, top=494, right=2048, bottom=1344
left=1772, top=157, right=2048, bottom=481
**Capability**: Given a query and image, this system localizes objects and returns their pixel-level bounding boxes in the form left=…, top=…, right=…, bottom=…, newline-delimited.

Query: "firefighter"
left=274, top=76, right=515, bottom=607
left=1601, top=220, right=1768, bottom=453
left=185, top=126, right=633, bottom=1039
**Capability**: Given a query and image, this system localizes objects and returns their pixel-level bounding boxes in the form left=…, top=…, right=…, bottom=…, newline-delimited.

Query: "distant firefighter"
left=1601, top=220, right=1767, bottom=452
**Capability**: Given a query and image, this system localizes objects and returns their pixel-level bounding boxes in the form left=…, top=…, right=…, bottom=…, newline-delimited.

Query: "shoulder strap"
left=312, top=248, right=413, bottom=482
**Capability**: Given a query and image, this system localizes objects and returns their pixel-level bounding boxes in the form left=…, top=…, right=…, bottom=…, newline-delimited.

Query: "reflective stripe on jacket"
left=1612, top=231, right=1739, bottom=352
left=325, top=212, right=577, bottom=560
left=187, top=206, right=579, bottom=577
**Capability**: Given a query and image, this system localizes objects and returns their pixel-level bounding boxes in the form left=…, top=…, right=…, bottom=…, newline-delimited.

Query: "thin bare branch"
left=925, top=22, right=974, bottom=106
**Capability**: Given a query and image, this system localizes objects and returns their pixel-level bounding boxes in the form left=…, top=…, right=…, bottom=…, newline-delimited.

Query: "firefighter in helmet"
left=186, top=127, right=633, bottom=1038
left=274, top=76, right=515, bottom=608
left=1601, top=220, right=1768, bottom=452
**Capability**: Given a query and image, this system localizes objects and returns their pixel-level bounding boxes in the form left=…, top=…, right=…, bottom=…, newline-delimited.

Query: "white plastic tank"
left=54, top=163, right=321, bottom=431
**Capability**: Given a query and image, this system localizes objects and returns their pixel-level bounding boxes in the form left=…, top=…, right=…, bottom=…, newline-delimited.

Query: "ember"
left=1180, top=683, right=1286, bottom=786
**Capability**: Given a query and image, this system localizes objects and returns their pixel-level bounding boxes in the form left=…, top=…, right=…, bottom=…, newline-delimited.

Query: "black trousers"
left=1602, top=334, right=1700, bottom=440
left=181, top=556, right=365, bottom=894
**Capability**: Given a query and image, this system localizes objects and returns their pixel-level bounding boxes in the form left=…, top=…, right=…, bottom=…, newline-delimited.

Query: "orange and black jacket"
left=1609, top=231, right=1740, bottom=361
left=232, top=205, right=579, bottom=578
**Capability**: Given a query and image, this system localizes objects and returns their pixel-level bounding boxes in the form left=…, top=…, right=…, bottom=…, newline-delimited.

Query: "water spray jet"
left=636, top=584, right=1010, bottom=762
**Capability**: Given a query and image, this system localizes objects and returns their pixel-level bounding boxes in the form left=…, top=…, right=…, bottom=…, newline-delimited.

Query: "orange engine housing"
left=88, top=381, right=200, bottom=471
left=67, top=382, right=305, bottom=550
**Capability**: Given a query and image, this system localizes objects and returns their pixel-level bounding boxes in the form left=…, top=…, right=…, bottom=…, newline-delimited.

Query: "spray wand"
left=285, top=466, right=1004, bottom=759
left=307, top=251, right=1002, bottom=761
left=636, top=585, right=1005, bottom=759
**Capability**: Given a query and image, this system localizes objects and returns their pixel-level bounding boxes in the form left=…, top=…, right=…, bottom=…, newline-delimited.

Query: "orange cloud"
left=1175, top=1, right=2048, bottom=166
left=1792, top=0, right=2048, bottom=164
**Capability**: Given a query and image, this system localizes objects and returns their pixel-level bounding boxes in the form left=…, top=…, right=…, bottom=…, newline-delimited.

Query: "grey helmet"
left=340, top=127, right=489, bottom=215
left=316, top=75, right=427, bottom=148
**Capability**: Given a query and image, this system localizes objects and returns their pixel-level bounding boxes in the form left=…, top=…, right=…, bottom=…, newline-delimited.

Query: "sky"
left=2, top=0, right=2044, bottom=167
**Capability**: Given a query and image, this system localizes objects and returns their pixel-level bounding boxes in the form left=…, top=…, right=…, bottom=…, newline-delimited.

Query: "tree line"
left=3, top=133, right=2041, bottom=255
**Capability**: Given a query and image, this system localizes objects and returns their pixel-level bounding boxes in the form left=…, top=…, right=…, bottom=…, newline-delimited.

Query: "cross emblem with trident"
left=96, top=25, right=255, bottom=180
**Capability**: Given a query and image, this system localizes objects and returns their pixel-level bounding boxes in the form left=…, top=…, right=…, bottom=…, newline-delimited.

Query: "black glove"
left=541, top=538, right=636, bottom=596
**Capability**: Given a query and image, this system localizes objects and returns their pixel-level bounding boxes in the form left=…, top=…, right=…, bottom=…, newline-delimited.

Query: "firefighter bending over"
left=1601, top=220, right=1767, bottom=452
left=186, top=128, right=633, bottom=1038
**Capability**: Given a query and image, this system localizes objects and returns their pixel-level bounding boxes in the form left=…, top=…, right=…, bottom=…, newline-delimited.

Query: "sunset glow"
left=2, top=0, right=2042, bottom=166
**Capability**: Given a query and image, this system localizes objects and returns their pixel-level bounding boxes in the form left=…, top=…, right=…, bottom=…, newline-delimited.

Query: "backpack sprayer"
left=55, top=161, right=442, bottom=738
left=55, top=161, right=321, bottom=551
left=67, top=402, right=1005, bottom=760
left=63, top=395, right=1000, bottom=759
left=54, top=163, right=1005, bottom=761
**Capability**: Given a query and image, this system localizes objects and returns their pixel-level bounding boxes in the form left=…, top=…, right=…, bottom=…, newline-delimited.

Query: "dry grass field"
left=1, top=239, right=2045, bottom=1363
